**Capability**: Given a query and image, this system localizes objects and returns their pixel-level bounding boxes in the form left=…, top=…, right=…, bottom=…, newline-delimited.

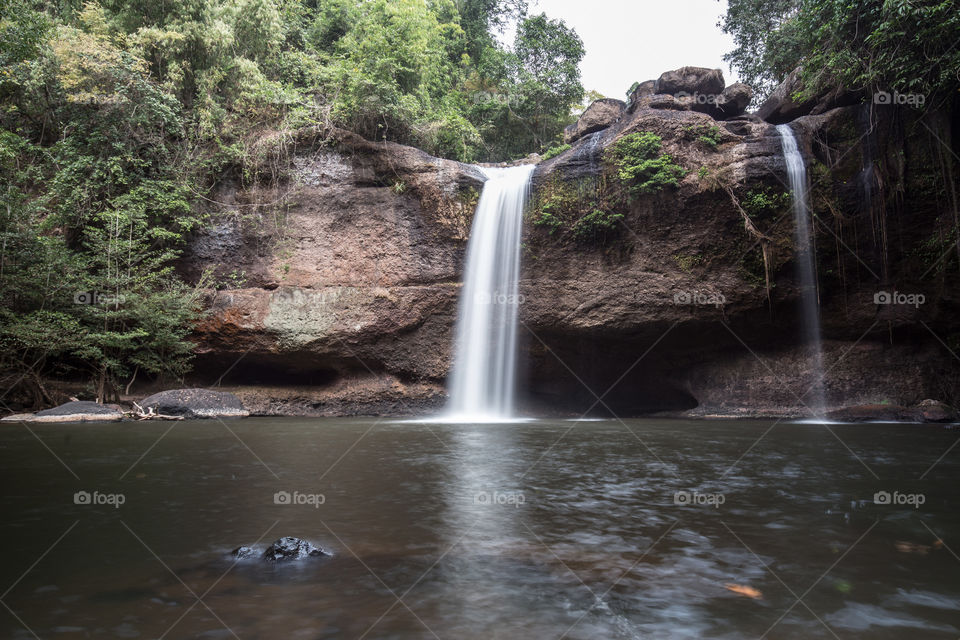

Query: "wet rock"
left=138, top=389, right=249, bottom=419
left=22, top=401, right=124, bottom=423
left=231, top=546, right=255, bottom=559
left=263, top=537, right=329, bottom=561
left=564, top=99, right=626, bottom=144
left=826, top=404, right=923, bottom=422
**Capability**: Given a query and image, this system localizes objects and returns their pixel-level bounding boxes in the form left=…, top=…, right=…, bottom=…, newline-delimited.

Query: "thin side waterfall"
left=777, top=124, right=826, bottom=417
left=446, top=165, right=535, bottom=421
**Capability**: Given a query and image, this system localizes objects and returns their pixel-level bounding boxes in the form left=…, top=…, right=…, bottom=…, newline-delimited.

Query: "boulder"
left=564, top=99, right=626, bottom=144
left=138, top=389, right=249, bottom=419
left=655, top=66, right=725, bottom=100
left=627, top=80, right=657, bottom=113
left=917, top=399, right=958, bottom=423
left=263, top=537, right=329, bottom=561
left=24, top=401, right=123, bottom=423
left=713, top=82, right=753, bottom=119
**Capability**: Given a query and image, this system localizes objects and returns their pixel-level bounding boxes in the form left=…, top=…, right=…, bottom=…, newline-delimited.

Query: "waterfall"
left=777, top=124, right=826, bottom=417
left=446, top=165, right=535, bottom=421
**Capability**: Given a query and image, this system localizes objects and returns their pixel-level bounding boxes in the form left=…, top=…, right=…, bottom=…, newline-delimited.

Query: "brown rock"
left=564, top=99, right=626, bottom=144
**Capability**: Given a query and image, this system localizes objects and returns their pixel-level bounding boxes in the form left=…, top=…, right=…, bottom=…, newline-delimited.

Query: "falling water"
left=446, top=165, right=535, bottom=421
left=778, top=124, right=826, bottom=417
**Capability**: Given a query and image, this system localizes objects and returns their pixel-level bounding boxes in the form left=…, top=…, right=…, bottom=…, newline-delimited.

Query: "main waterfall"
left=445, top=165, right=535, bottom=421
left=777, top=124, right=826, bottom=417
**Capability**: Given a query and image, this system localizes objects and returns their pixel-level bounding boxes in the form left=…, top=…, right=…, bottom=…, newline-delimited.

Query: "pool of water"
left=1, top=417, right=958, bottom=639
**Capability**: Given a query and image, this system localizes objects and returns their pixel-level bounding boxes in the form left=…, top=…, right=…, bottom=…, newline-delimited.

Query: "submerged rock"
left=263, top=537, right=329, bottom=561
left=21, top=401, right=124, bottom=423
left=138, top=389, right=249, bottom=419
left=231, top=546, right=255, bottom=559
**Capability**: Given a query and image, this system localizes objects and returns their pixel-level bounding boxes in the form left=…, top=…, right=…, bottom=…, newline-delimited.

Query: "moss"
left=673, top=253, right=704, bottom=273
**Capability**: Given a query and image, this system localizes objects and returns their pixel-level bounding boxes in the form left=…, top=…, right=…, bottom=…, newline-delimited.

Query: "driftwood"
left=129, top=402, right=183, bottom=421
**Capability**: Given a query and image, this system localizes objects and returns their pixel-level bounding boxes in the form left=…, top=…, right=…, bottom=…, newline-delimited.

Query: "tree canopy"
left=721, top=0, right=960, bottom=106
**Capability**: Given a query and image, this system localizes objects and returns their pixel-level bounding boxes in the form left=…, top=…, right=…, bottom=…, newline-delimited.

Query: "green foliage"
left=572, top=208, right=624, bottom=242
left=742, top=187, right=792, bottom=221
left=541, top=143, right=571, bottom=160
left=684, top=124, right=722, bottom=150
left=722, top=0, right=960, bottom=106
left=530, top=176, right=624, bottom=245
left=697, top=166, right=710, bottom=180
left=607, top=132, right=687, bottom=196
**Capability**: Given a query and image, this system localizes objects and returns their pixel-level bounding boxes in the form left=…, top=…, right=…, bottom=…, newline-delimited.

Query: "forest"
left=1, top=0, right=958, bottom=402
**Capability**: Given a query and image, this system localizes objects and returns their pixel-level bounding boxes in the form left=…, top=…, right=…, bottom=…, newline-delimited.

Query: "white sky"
left=522, top=0, right=740, bottom=99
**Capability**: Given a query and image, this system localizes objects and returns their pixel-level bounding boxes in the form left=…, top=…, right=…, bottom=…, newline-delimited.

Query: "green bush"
left=542, top=143, right=571, bottom=161
left=607, top=132, right=687, bottom=195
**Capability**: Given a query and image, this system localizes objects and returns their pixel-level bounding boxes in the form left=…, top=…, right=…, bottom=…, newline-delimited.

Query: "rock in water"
left=26, top=401, right=123, bottom=423
left=231, top=546, right=255, bottom=559
left=263, top=537, right=329, bottom=561
left=138, top=389, right=249, bottom=419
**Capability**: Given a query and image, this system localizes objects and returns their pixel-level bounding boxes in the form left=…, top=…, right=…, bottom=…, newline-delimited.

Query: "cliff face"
left=178, top=77, right=960, bottom=417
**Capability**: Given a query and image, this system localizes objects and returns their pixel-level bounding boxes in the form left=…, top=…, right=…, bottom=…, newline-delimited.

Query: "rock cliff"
left=177, top=69, right=960, bottom=417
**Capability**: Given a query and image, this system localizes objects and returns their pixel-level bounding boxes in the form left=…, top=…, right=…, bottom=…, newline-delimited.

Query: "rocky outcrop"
left=138, top=389, right=249, bottom=419
left=756, top=68, right=863, bottom=123
left=564, top=99, right=626, bottom=144
left=173, top=71, right=959, bottom=418
left=826, top=400, right=957, bottom=423
left=6, top=401, right=124, bottom=423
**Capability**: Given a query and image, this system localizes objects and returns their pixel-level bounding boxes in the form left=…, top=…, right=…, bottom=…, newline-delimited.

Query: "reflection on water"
left=0, top=418, right=958, bottom=639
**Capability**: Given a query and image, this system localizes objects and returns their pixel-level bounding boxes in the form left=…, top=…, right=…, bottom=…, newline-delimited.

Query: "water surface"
left=1, top=418, right=958, bottom=638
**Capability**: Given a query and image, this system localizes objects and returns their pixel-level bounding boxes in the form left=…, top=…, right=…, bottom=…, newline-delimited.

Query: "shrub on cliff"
left=607, top=132, right=687, bottom=196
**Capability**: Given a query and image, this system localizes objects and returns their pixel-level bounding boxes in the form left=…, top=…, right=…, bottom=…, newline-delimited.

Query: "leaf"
left=724, top=583, right=763, bottom=599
